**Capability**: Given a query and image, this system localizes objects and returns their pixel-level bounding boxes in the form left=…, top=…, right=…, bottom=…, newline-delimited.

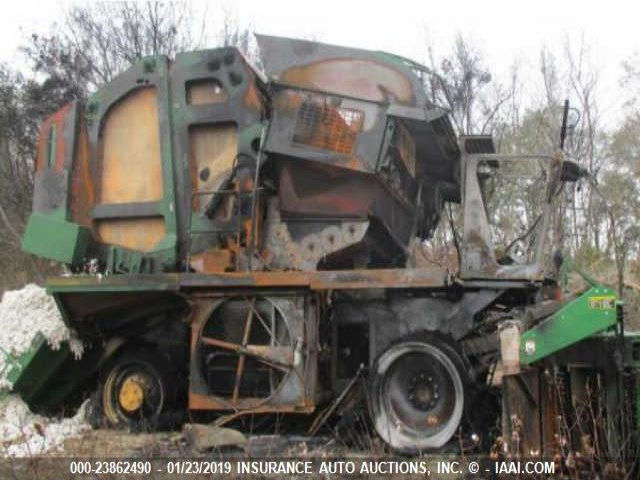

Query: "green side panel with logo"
left=520, top=285, right=619, bottom=365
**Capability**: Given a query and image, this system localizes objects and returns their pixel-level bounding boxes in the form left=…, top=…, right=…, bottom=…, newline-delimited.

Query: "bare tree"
left=24, top=1, right=205, bottom=99
left=0, top=67, right=59, bottom=287
left=419, top=34, right=519, bottom=268
left=425, top=34, right=515, bottom=136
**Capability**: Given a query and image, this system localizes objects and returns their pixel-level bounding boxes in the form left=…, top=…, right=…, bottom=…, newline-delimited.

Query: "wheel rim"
left=118, top=377, right=145, bottom=412
left=103, top=361, right=165, bottom=425
left=372, top=341, right=465, bottom=452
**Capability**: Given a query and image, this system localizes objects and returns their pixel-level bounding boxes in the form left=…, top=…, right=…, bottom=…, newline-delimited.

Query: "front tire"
left=370, top=336, right=467, bottom=453
left=92, top=347, right=175, bottom=430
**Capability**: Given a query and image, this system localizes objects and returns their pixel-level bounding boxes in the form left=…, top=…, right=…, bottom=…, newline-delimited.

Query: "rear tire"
left=370, top=334, right=468, bottom=453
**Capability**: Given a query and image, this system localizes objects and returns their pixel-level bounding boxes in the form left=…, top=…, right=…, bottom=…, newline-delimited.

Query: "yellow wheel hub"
left=118, top=377, right=145, bottom=412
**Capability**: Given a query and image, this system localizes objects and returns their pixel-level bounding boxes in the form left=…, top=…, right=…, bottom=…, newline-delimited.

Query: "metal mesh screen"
left=292, top=100, right=363, bottom=154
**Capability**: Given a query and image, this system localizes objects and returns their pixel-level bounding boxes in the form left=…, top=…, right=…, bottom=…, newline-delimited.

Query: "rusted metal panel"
left=96, top=217, right=166, bottom=253
left=32, top=102, right=78, bottom=215
left=255, top=35, right=462, bottom=270
left=262, top=198, right=370, bottom=271
left=69, top=118, right=94, bottom=228
left=188, top=123, right=238, bottom=212
left=189, top=249, right=234, bottom=273
left=98, top=87, right=164, bottom=204
left=35, top=102, right=75, bottom=173
left=307, top=268, right=448, bottom=290
left=256, top=35, right=424, bottom=106
left=278, top=159, right=392, bottom=218
left=180, top=268, right=449, bottom=291
left=46, top=268, right=449, bottom=293
left=186, top=78, right=229, bottom=105
left=188, top=392, right=314, bottom=413
left=169, top=47, right=266, bottom=265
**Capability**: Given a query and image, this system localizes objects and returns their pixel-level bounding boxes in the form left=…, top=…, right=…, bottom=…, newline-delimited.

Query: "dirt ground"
left=60, top=429, right=186, bottom=457
left=59, top=428, right=344, bottom=457
left=0, top=429, right=359, bottom=480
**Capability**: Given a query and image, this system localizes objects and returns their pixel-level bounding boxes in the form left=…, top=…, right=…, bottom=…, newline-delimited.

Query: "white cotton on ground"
left=0, top=284, right=89, bottom=456
left=0, top=283, right=84, bottom=388
left=0, top=394, right=90, bottom=457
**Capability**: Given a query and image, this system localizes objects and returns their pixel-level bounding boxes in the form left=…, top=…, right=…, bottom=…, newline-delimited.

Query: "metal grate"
left=292, top=100, right=363, bottom=154
left=464, top=135, right=496, bottom=154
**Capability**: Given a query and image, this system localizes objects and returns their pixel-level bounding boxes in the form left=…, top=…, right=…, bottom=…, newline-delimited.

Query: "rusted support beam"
left=200, top=336, right=293, bottom=370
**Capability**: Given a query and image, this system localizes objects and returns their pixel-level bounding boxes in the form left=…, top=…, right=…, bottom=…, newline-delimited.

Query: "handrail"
left=185, top=185, right=265, bottom=272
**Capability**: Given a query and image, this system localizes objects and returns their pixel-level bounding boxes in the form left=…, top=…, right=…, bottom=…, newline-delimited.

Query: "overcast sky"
left=1, top=0, right=638, bottom=127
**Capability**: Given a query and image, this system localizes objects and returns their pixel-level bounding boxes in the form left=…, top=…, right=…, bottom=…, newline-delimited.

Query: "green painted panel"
left=22, top=213, right=89, bottom=264
left=4, top=333, right=48, bottom=387
left=4, top=332, right=103, bottom=413
left=46, top=274, right=179, bottom=293
left=6, top=333, right=71, bottom=407
left=520, top=286, right=619, bottom=365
